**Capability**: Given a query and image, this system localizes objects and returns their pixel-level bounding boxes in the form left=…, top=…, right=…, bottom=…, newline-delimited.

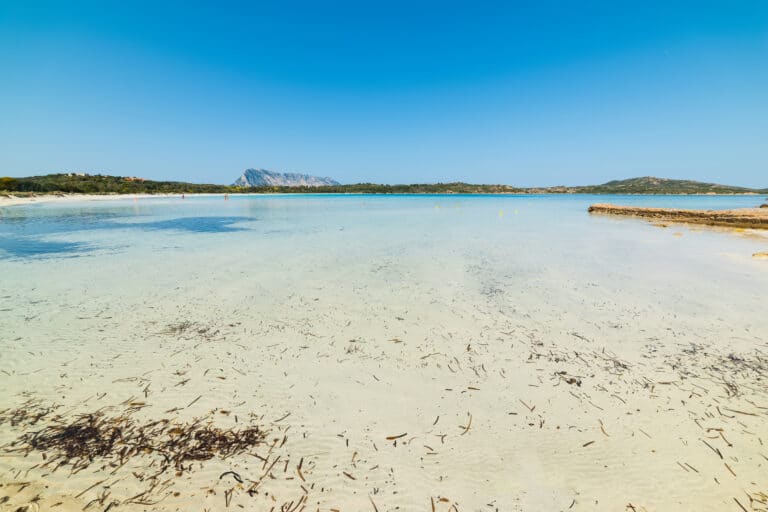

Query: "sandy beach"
left=0, top=193, right=220, bottom=208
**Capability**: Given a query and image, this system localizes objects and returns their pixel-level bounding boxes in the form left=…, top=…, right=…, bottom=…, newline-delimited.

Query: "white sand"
left=1, top=196, right=767, bottom=511
left=0, top=193, right=223, bottom=207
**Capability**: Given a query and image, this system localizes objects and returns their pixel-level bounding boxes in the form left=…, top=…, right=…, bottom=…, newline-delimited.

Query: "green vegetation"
left=0, top=173, right=237, bottom=194
left=1, top=173, right=766, bottom=196
left=569, top=176, right=768, bottom=195
left=244, top=182, right=525, bottom=194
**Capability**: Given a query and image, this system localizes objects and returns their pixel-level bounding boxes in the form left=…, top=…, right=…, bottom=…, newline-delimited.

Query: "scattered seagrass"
left=0, top=399, right=290, bottom=507
left=1, top=402, right=267, bottom=475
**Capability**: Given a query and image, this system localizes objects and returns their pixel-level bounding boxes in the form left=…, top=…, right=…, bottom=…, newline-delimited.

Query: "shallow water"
left=0, top=194, right=765, bottom=259
left=1, top=194, right=767, bottom=511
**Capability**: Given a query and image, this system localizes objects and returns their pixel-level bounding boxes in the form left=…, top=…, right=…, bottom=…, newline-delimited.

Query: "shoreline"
left=2, top=191, right=767, bottom=208
left=588, top=203, right=768, bottom=230
left=0, top=192, right=220, bottom=208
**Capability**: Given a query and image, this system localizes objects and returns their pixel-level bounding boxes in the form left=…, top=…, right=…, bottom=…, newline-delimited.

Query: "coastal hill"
left=0, top=173, right=235, bottom=194
left=233, top=168, right=339, bottom=187
left=567, top=176, right=766, bottom=195
left=1, top=173, right=766, bottom=195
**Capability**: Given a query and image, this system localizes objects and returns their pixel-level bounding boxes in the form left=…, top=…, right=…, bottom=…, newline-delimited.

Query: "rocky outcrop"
left=588, top=203, right=768, bottom=230
left=233, top=169, right=339, bottom=188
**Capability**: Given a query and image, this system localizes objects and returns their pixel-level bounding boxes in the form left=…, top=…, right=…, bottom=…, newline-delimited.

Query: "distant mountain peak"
left=233, top=168, right=339, bottom=187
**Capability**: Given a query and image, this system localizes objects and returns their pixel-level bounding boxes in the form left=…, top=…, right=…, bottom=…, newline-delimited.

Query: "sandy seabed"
left=1, top=195, right=767, bottom=512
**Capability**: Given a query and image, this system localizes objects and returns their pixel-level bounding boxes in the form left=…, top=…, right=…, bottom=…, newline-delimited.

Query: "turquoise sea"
left=1, top=193, right=765, bottom=258
left=1, top=194, right=767, bottom=511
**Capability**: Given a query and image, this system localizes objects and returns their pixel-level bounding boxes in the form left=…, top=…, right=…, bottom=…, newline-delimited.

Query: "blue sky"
left=1, top=1, right=766, bottom=186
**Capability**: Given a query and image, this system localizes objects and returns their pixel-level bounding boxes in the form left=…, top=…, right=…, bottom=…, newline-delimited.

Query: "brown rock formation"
left=588, top=203, right=768, bottom=230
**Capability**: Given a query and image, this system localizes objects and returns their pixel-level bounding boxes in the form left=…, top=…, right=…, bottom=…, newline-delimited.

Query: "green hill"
left=1, top=173, right=766, bottom=196
left=0, top=173, right=236, bottom=194
left=568, top=176, right=767, bottom=195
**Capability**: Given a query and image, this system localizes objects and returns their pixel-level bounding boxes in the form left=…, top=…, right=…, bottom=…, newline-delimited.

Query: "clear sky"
left=1, top=1, right=767, bottom=186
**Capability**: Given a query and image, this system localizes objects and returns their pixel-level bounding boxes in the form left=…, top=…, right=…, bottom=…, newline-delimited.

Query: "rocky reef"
left=588, top=203, right=768, bottom=229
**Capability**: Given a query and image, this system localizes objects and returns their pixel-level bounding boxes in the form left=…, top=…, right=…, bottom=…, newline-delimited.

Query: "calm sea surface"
left=1, top=194, right=767, bottom=511
left=1, top=193, right=766, bottom=259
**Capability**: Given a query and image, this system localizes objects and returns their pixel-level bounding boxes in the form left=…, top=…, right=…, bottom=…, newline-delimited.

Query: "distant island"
left=234, top=168, right=340, bottom=187
left=1, top=172, right=766, bottom=196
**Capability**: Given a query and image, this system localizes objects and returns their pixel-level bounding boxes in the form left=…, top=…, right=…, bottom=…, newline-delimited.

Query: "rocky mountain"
left=233, top=168, right=340, bottom=187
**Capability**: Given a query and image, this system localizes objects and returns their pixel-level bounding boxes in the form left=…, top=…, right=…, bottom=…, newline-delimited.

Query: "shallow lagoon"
left=0, top=194, right=765, bottom=259
left=1, top=194, right=767, bottom=511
